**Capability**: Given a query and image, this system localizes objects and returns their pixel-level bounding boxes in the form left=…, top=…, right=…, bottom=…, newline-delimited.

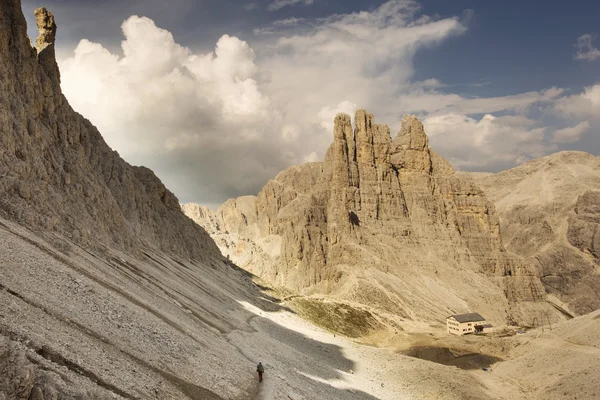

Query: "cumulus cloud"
left=59, top=1, right=471, bottom=204
left=260, top=0, right=467, bottom=138
left=574, top=34, right=600, bottom=61
left=423, top=114, right=555, bottom=170
left=267, top=0, right=315, bottom=12
left=555, top=83, right=600, bottom=118
left=393, top=86, right=571, bottom=171
left=552, top=121, right=591, bottom=144
left=58, top=0, right=594, bottom=205
left=60, top=17, right=287, bottom=204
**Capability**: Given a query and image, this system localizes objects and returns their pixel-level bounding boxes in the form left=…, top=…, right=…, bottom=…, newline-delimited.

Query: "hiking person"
left=257, top=362, right=264, bottom=382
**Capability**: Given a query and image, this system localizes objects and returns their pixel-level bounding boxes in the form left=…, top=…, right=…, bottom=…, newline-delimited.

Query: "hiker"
left=257, top=362, right=264, bottom=382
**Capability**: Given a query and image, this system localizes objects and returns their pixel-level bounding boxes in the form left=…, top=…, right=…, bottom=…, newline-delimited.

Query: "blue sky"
left=23, top=0, right=600, bottom=91
left=21, top=0, right=600, bottom=206
left=415, top=0, right=600, bottom=92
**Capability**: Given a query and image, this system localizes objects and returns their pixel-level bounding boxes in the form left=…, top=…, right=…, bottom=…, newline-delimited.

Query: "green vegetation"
left=251, top=277, right=381, bottom=338
left=289, top=298, right=380, bottom=338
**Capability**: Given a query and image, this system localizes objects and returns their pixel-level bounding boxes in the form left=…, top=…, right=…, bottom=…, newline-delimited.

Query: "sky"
left=22, top=0, right=600, bottom=208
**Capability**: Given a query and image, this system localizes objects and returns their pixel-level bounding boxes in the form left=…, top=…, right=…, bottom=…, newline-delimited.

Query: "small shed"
left=475, top=324, right=494, bottom=334
left=446, top=313, right=491, bottom=336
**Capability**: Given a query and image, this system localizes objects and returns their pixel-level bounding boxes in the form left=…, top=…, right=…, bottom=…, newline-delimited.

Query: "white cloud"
left=410, top=78, right=446, bottom=89
left=267, top=0, right=315, bottom=12
left=396, top=87, right=563, bottom=116
left=58, top=0, right=592, bottom=205
left=59, top=0, right=471, bottom=204
left=253, top=17, right=305, bottom=35
left=423, top=113, right=555, bottom=170
left=552, top=121, right=591, bottom=144
left=555, top=83, right=600, bottom=118
left=302, top=152, right=320, bottom=163
left=470, top=80, right=491, bottom=87
left=261, top=0, right=467, bottom=135
left=408, top=84, right=596, bottom=171
left=447, top=88, right=563, bottom=115
left=574, top=34, right=600, bottom=62
left=318, top=101, right=357, bottom=133
left=60, top=16, right=286, bottom=203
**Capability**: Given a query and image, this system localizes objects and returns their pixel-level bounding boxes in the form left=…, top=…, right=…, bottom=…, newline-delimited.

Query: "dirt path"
left=254, top=378, right=274, bottom=400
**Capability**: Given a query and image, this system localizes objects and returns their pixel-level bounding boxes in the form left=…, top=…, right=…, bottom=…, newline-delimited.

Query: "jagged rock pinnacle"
left=34, top=7, right=56, bottom=53
left=391, top=114, right=433, bottom=173
left=397, top=114, right=429, bottom=150
left=34, top=7, right=60, bottom=86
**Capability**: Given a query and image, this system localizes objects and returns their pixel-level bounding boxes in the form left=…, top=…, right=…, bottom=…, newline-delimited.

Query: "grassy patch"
left=289, top=298, right=380, bottom=338
left=251, top=278, right=381, bottom=337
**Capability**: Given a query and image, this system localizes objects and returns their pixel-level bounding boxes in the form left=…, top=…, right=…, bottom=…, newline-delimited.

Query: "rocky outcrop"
left=474, top=152, right=600, bottom=315
left=182, top=202, right=275, bottom=271
left=568, top=191, right=600, bottom=259
left=0, top=337, right=84, bottom=400
left=34, top=7, right=59, bottom=87
left=0, top=1, right=219, bottom=261
left=187, top=111, right=558, bottom=326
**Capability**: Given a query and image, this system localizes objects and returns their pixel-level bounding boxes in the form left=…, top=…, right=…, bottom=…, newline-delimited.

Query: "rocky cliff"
left=474, top=152, right=600, bottom=316
left=0, top=3, right=288, bottom=399
left=0, top=2, right=219, bottom=261
left=186, top=111, right=559, bottom=326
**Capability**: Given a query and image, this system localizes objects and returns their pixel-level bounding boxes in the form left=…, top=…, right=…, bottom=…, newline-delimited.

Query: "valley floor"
left=1, top=215, right=599, bottom=400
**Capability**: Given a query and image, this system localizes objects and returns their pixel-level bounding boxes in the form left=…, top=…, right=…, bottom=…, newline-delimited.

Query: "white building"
left=446, top=313, right=493, bottom=336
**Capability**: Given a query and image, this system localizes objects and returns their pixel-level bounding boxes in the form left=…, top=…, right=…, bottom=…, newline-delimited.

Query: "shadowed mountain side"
left=473, top=151, right=600, bottom=316
left=0, top=216, right=385, bottom=400
left=1, top=214, right=499, bottom=400
left=184, top=112, right=562, bottom=328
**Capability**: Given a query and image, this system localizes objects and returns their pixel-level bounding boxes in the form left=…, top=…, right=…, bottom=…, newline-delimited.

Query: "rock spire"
left=186, top=109, right=560, bottom=326
left=33, top=7, right=60, bottom=86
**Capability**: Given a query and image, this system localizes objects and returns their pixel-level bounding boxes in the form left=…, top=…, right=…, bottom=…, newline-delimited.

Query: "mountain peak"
left=34, top=7, right=56, bottom=52
left=188, top=109, right=557, bottom=326
left=33, top=7, right=60, bottom=86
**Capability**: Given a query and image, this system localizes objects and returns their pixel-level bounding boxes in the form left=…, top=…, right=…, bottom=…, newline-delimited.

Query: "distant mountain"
left=185, top=112, right=561, bottom=327
left=473, top=151, right=600, bottom=315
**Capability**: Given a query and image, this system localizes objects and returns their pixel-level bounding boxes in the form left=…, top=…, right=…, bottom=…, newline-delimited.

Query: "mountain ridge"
left=0, top=2, right=219, bottom=261
left=473, top=150, right=600, bottom=315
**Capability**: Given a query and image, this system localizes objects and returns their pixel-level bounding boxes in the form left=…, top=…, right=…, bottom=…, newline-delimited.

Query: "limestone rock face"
left=187, top=111, right=558, bottom=325
left=34, top=7, right=56, bottom=51
left=474, top=152, right=600, bottom=315
left=182, top=202, right=274, bottom=271
left=568, top=191, right=600, bottom=258
left=0, top=1, right=219, bottom=261
left=33, top=7, right=60, bottom=88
